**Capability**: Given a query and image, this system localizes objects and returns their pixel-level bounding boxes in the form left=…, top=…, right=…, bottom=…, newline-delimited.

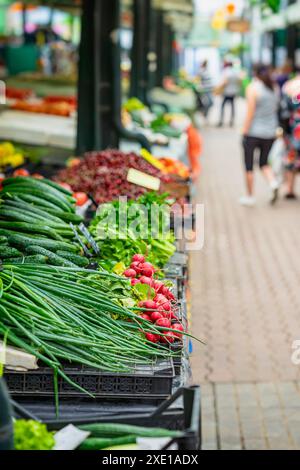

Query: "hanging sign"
left=226, top=18, right=250, bottom=33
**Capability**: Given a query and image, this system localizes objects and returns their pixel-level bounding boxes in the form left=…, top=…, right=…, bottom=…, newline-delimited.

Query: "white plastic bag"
left=268, top=137, right=286, bottom=183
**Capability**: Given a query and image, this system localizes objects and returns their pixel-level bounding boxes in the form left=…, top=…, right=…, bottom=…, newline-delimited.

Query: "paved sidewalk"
left=190, top=105, right=300, bottom=449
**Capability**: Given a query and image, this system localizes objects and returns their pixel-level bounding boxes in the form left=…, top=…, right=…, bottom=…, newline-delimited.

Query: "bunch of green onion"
left=0, top=263, right=179, bottom=409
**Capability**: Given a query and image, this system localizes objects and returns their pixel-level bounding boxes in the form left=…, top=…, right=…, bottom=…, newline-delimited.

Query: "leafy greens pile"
left=89, top=193, right=176, bottom=269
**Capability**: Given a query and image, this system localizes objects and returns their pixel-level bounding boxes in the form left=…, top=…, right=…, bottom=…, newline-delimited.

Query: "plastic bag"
left=268, top=137, right=286, bottom=183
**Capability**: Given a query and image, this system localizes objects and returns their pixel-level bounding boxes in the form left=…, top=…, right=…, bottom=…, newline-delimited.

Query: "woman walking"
left=240, top=64, right=279, bottom=206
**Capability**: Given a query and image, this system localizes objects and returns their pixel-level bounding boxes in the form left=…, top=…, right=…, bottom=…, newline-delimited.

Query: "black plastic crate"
left=4, top=359, right=174, bottom=400
left=12, top=386, right=201, bottom=450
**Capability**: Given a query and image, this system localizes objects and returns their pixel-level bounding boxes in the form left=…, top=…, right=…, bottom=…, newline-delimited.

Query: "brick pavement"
left=190, top=103, right=300, bottom=449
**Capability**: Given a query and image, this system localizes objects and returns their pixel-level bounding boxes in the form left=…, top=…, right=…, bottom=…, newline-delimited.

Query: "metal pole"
left=130, top=0, right=151, bottom=101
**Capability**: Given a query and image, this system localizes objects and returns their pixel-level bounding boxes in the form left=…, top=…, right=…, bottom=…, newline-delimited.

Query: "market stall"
left=0, top=0, right=201, bottom=452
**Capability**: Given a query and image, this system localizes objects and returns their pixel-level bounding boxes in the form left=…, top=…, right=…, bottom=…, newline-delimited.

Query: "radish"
left=172, top=323, right=184, bottom=338
left=140, top=313, right=151, bottom=321
left=141, top=300, right=158, bottom=310
left=131, top=278, right=139, bottom=286
left=161, top=286, right=170, bottom=296
left=160, top=331, right=175, bottom=343
left=139, top=276, right=153, bottom=286
left=156, top=318, right=171, bottom=328
left=130, top=261, right=142, bottom=272
left=157, top=302, right=171, bottom=312
left=166, top=291, right=175, bottom=301
left=153, top=281, right=164, bottom=292
left=151, top=311, right=163, bottom=322
left=132, top=254, right=145, bottom=263
left=145, top=333, right=160, bottom=343
left=170, top=311, right=178, bottom=320
left=124, top=268, right=137, bottom=278
left=154, top=294, right=168, bottom=305
left=140, top=268, right=154, bottom=278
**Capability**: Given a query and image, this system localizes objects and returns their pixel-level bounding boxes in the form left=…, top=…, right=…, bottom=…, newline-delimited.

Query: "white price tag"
left=127, top=168, right=161, bottom=191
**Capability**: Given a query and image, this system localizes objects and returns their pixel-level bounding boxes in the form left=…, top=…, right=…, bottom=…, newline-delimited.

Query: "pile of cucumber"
left=0, top=176, right=89, bottom=267
left=78, top=423, right=182, bottom=450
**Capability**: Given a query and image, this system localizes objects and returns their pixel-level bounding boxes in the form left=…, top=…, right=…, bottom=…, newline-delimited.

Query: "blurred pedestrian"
left=197, top=60, right=214, bottom=119
left=217, top=61, right=242, bottom=127
left=281, top=71, right=300, bottom=198
left=240, top=64, right=279, bottom=206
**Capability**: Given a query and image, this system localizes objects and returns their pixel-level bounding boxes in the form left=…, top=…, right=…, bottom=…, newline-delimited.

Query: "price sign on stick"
left=127, top=168, right=161, bottom=191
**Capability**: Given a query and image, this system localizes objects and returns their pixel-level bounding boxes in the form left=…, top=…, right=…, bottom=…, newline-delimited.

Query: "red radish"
left=131, top=278, right=139, bottom=286
left=124, top=268, right=137, bottom=278
left=73, top=192, right=88, bottom=206
left=151, top=311, right=163, bottom=322
left=160, top=331, right=175, bottom=343
left=140, top=268, right=153, bottom=278
left=140, top=300, right=157, bottom=310
left=172, top=323, right=184, bottom=338
left=13, top=168, right=29, bottom=177
left=140, top=313, right=151, bottom=321
left=145, top=333, right=160, bottom=343
left=156, top=318, right=171, bottom=328
left=153, top=281, right=164, bottom=292
left=154, top=294, right=168, bottom=305
left=132, top=254, right=145, bottom=263
left=170, top=311, right=179, bottom=320
left=157, top=302, right=171, bottom=312
left=130, top=261, right=142, bottom=272
left=166, top=291, right=175, bottom=301
left=139, top=276, right=152, bottom=286
left=140, top=262, right=154, bottom=270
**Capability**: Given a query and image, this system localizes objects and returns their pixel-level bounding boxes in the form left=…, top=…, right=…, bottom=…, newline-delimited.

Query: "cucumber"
left=0, top=208, right=60, bottom=227
left=79, top=435, right=136, bottom=451
left=42, top=208, right=83, bottom=224
left=56, top=251, right=89, bottom=267
left=8, top=194, right=65, bottom=213
left=2, top=200, right=69, bottom=226
left=3, top=177, right=74, bottom=203
left=0, top=230, right=79, bottom=253
left=0, top=221, right=63, bottom=241
left=78, top=423, right=182, bottom=438
left=40, top=178, right=73, bottom=196
left=0, top=246, right=22, bottom=258
left=25, top=246, right=77, bottom=267
left=6, top=255, right=48, bottom=264
left=1, top=204, right=68, bottom=229
left=1, top=186, right=73, bottom=212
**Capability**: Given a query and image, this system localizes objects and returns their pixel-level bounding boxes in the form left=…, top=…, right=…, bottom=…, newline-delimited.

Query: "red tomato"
left=73, top=192, right=88, bottom=206
left=13, top=168, right=29, bottom=177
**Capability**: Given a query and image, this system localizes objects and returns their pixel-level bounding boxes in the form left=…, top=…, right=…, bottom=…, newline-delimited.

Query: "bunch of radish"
left=124, top=254, right=184, bottom=344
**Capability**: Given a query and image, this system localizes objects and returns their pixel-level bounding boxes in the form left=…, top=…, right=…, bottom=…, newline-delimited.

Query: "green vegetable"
left=79, top=423, right=181, bottom=438
left=0, top=230, right=79, bottom=253
left=89, top=192, right=175, bottom=268
left=0, top=263, right=184, bottom=409
left=56, top=251, right=89, bottom=267
left=25, top=246, right=78, bottom=267
left=14, top=420, right=55, bottom=450
left=8, top=255, right=48, bottom=264
left=79, top=435, right=137, bottom=450
left=0, top=221, right=64, bottom=241
left=0, top=246, right=22, bottom=258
